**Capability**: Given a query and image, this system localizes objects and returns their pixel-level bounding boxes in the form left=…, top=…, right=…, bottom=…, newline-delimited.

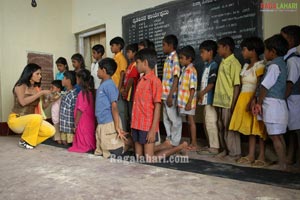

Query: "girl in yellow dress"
left=229, top=37, right=267, bottom=166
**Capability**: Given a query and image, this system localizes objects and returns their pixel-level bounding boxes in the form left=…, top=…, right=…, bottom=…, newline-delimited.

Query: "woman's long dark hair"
left=76, top=69, right=94, bottom=103
left=13, top=63, right=41, bottom=92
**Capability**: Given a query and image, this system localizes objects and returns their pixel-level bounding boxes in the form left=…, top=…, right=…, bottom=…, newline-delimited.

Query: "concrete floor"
left=0, top=136, right=299, bottom=200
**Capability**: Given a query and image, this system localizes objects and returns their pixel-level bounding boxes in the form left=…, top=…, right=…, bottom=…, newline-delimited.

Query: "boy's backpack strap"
left=285, top=52, right=300, bottom=62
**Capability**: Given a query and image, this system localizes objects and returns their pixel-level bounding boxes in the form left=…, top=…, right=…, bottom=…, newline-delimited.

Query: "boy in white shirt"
left=91, top=44, right=105, bottom=90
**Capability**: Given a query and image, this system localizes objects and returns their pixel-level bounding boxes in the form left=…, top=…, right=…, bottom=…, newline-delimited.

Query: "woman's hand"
left=41, top=90, right=51, bottom=96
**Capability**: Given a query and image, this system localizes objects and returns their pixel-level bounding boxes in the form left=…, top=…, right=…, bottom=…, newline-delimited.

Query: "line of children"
left=110, top=36, right=128, bottom=132
left=94, top=58, right=127, bottom=158
left=49, top=80, right=63, bottom=144
left=55, top=57, right=69, bottom=80
left=161, top=34, right=183, bottom=148
left=132, top=48, right=188, bottom=162
left=59, top=71, right=78, bottom=145
left=48, top=28, right=300, bottom=170
left=198, top=40, right=219, bottom=155
left=213, top=37, right=242, bottom=160
left=69, top=69, right=96, bottom=153
left=91, top=44, right=105, bottom=90
left=177, top=46, right=198, bottom=150
left=71, top=53, right=86, bottom=93
left=229, top=37, right=267, bottom=166
left=121, top=43, right=140, bottom=130
left=254, top=34, right=289, bottom=170
left=281, top=25, right=300, bottom=166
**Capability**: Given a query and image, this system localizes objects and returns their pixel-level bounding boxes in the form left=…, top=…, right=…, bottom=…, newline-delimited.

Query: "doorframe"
left=78, top=27, right=106, bottom=55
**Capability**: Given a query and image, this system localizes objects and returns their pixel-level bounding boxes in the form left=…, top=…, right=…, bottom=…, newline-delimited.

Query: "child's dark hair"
left=139, top=39, right=155, bottom=50
left=264, top=34, right=289, bottom=57
left=199, top=40, right=218, bottom=58
left=126, top=43, right=139, bottom=53
left=98, top=58, right=117, bottom=76
left=217, top=37, right=235, bottom=53
left=240, top=37, right=265, bottom=57
left=281, top=25, right=300, bottom=47
left=51, top=80, right=63, bottom=91
left=55, top=57, right=69, bottom=71
left=63, top=71, right=76, bottom=86
left=76, top=69, right=94, bottom=103
left=163, top=34, right=178, bottom=50
left=109, top=36, right=125, bottom=50
left=179, top=45, right=196, bottom=62
left=135, top=48, right=157, bottom=69
left=92, top=44, right=105, bottom=55
left=71, top=53, right=86, bottom=69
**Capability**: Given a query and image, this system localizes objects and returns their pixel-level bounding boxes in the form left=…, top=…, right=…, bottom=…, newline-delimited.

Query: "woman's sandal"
left=237, top=156, right=254, bottom=165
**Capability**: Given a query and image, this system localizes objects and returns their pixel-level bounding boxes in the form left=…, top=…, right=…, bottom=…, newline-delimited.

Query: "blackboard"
left=122, top=0, right=262, bottom=79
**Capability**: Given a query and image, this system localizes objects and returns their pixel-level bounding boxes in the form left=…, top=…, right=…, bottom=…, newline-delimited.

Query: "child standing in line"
left=229, top=37, right=267, bottom=166
left=280, top=25, right=300, bottom=166
left=69, top=69, right=96, bottom=153
left=55, top=57, right=69, bottom=80
left=132, top=48, right=188, bottom=162
left=59, top=71, right=78, bottom=145
left=198, top=40, right=220, bottom=155
left=91, top=44, right=105, bottom=90
left=161, top=34, right=182, bottom=147
left=49, top=80, right=63, bottom=144
left=71, top=53, right=86, bottom=93
left=138, top=39, right=155, bottom=51
left=110, top=36, right=128, bottom=90
left=177, top=46, right=198, bottom=150
left=213, top=37, right=242, bottom=160
left=94, top=58, right=127, bottom=158
left=254, top=34, right=289, bottom=171
left=121, top=43, right=140, bottom=130
left=71, top=53, right=86, bottom=73
left=110, top=36, right=128, bottom=131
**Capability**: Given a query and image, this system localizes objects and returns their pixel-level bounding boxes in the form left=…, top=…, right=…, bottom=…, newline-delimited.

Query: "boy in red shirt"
left=132, top=49, right=187, bottom=162
left=131, top=48, right=162, bottom=162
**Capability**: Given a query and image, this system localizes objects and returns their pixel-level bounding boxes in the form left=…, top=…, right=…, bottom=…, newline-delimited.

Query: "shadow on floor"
left=42, top=138, right=300, bottom=190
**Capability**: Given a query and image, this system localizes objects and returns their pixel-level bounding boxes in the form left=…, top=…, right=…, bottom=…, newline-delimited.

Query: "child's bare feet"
left=57, top=140, right=62, bottom=145
left=186, top=144, right=199, bottom=151
left=178, top=141, right=189, bottom=155
left=62, top=140, right=67, bottom=145
left=180, top=141, right=188, bottom=149
left=163, top=139, right=172, bottom=147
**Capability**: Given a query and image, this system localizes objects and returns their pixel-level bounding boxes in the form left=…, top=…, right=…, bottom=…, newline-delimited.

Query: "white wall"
left=0, top=0, right=75, bottom=121
left=72, top=0, right=171, bottom=58
left=263, top=0, right=300, bottom=38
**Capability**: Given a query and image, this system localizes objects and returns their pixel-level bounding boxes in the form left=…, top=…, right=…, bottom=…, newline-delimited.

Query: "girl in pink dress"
left=69, top=69, right=96, bottom=153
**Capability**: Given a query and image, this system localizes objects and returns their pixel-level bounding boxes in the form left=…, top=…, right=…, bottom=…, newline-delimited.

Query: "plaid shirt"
left=162, top=51, right=180, bottom=100
left=177, top=63, right=198, bottom=109
left=59, top=89, right=77, bottom=133
left=131, top=71, right=162, bottom=132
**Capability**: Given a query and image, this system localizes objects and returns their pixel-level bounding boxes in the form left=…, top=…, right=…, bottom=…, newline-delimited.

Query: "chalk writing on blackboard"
left=123, top=0, right=262, bottom=77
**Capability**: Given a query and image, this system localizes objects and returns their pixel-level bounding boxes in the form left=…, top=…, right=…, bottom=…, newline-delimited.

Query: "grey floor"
left=0, top=136, right=299, bottom=200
